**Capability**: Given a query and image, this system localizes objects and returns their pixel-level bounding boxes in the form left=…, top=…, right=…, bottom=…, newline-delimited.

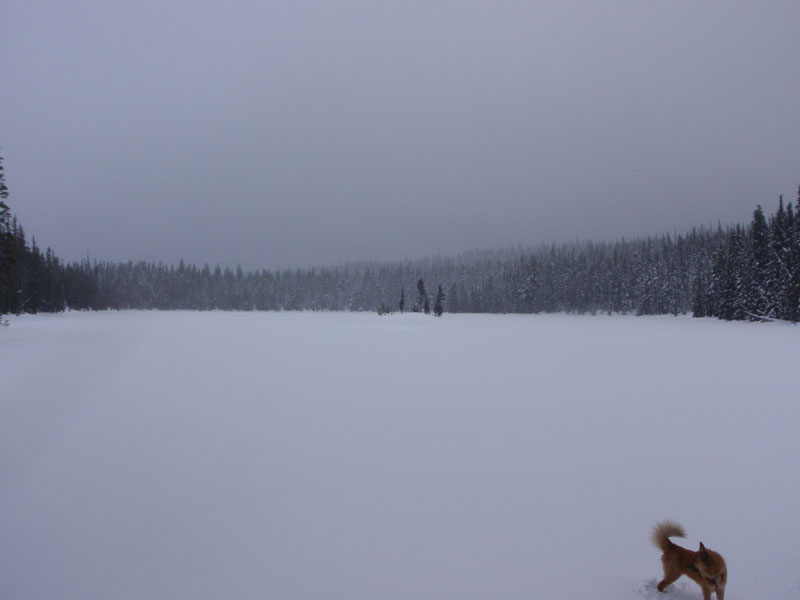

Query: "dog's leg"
left=657, top=559, right=680, bottom=592
left=716, top=585, right=725, bottom=600
left=657, top=574, right=680, bottom=592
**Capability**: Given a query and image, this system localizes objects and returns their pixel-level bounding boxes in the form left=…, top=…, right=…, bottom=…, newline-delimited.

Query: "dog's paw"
left=638, top=579, right=661, bottom=598
left=638, top=579, right=695, bottom=600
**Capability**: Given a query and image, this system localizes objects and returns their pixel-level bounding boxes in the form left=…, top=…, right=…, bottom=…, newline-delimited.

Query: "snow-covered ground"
left=1, top=311, right=798, bottom=600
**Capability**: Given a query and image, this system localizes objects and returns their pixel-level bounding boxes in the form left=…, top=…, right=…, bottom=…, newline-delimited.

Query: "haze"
left=2, top=1, right=799, bottom=270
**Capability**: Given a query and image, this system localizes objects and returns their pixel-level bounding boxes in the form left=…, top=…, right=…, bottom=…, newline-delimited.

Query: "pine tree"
left=748, top=205, right=772, bottom=318
left=433, top=285, right=445, bottom=316
left=0, top=156, right=8, bottom=223
left=415, top=278, right=428, bottom=313
left=0, top=155, right=11, bottom=322
left=790, top=189, right=800, bottom=321
left=0, top=156, right=14, bottom=324
left=0, top=154, right=20, bottom=320
left=769, top=195, right=794, bottom=320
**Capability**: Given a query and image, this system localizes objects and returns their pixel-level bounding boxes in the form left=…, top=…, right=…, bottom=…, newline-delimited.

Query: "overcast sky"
left=2, top=1, right=799, bottom=270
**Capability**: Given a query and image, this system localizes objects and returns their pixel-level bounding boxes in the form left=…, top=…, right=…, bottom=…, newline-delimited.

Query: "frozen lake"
left=1, top=311, right=798, bottom=599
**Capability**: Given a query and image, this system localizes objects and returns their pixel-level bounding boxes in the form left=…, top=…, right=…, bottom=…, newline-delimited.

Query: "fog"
left=2, top=1, right=799, bottom=269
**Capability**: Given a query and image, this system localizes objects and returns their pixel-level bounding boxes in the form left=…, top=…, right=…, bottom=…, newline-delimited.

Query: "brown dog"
left=651, top=521, right=727, bottom=600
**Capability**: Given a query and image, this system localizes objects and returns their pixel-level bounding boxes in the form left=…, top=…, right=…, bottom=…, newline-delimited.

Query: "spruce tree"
left=769, top=195, right=794, bottom=319
left=433, top=285, right=445, bottom=316
left=747, top=206, right=771, bottom=317
left=415, top=278, right=428, bottom=313
left=0, top=156, right=8, bottom=221
left=0, top=155, right=14, bottom=321
left=790, top=189, right=800, bottom=320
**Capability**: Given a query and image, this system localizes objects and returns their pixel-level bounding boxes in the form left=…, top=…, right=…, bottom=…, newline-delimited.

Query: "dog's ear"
left=698, top=542, right=708, bottom=557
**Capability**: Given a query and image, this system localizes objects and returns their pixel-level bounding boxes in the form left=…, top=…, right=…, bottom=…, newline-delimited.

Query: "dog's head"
left=694, top=542, right=726, bottom=588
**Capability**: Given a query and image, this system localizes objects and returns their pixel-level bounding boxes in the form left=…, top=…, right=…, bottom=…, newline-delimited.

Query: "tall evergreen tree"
left=748, top=205, right=772, bottom=317
left=769, top=195, right=794, bottom=320
left=0, top=156, right=8, bottom=220
left=433, top=285, right=445, bottom=316
left=415, top=278, right=428, bottom=313
left=790, top=188, right=800, bottom=320
left=0, top=155, right=15, bottom=321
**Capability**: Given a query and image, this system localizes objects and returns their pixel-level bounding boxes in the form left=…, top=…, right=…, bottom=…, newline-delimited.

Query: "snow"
left=1, top=310, right=799, bottom=600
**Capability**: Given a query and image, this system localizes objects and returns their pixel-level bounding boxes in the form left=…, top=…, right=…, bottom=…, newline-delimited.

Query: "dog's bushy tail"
left=651, top=521, right=686, bottom=552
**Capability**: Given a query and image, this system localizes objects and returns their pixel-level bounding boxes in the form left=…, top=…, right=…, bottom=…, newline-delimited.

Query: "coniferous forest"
left=1, top=157, right=799, bottom=322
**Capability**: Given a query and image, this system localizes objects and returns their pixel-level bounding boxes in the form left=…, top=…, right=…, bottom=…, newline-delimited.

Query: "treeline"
left=1, top=160, right=799, bottom=322
left=693, top=199, right=800, bottom=321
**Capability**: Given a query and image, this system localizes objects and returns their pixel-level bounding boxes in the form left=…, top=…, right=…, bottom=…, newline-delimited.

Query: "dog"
left=651, top=521, right=727, bottom=600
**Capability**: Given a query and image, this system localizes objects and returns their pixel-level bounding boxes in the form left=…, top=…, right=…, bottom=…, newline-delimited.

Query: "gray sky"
left=2, top=1, right=799, bottom=270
